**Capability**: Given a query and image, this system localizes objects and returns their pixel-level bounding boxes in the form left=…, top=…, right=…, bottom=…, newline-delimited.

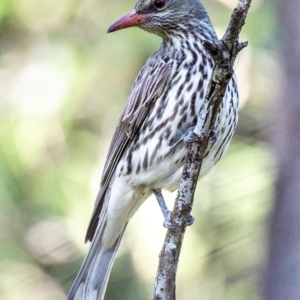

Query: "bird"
left=68, top=0, right=239, bottom=299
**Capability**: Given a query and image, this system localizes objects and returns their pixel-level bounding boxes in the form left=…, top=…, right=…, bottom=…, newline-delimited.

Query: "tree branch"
left=152, top=1, right=252, bottom=299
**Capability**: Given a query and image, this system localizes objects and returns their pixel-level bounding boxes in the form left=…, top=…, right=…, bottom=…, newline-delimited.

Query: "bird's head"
left=107, top=0, right=210, bottom=38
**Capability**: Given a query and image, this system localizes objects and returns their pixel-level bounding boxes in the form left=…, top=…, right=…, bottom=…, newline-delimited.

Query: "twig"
left=152, top=0, right=252, bottom=299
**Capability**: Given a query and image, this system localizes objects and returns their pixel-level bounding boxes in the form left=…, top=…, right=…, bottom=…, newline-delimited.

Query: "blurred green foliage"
left=0, top=0, right=277, bottom=299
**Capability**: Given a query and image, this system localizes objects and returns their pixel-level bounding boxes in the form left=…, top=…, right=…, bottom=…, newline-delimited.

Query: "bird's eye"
left=154, top=0, right=166, bottom=9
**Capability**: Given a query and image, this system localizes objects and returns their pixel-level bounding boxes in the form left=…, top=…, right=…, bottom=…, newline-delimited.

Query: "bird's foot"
left=152, top=189, right=195, bottom=229
left=184, top=126, right=218, bottom=143
left=169, top=126, right=198, bottom=148
left=183, top=126, right=200, bottom=143
left=163, top=211, right=195, bottom=229
left=183, top=131, right=200, bottom=143
left=187, top=214, right=195, bottom=226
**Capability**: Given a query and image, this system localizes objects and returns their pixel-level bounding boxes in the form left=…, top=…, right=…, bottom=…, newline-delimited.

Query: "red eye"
left=154, top=0, right=166, bottom=9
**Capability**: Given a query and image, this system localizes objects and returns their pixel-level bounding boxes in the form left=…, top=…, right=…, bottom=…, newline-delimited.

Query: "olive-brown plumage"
left=68, top=0, right=239, bottom=299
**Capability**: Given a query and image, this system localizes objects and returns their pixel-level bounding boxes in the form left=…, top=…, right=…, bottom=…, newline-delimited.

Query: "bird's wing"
left=85, top=56, right=172, bottom=242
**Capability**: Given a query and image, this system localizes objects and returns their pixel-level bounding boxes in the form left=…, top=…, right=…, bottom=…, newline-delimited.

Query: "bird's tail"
left=67, top=222, right=127, bottom=300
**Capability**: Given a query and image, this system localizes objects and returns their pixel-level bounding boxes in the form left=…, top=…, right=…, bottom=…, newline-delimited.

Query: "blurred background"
left=0, top=0, right=298, bottom=299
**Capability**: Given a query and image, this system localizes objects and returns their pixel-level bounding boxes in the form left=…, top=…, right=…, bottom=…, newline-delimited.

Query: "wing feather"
left=85, top=56, right=172, bottom=241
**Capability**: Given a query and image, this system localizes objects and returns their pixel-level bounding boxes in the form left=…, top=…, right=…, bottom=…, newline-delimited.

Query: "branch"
left=152, top=1, right=252, bottom=299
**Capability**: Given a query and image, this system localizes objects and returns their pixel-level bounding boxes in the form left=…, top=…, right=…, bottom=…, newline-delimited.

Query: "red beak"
left=107, top=10, right=147, bottom=33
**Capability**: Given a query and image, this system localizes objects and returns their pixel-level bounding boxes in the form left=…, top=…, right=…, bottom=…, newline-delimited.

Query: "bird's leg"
left=152, top=189, right=170, bottom=223
left=152, top=189, right=195, bottom=228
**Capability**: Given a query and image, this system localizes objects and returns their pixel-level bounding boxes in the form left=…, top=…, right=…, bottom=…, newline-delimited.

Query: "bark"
left=152, top=1, right=252, bottom=299
left=263, top=0, right=300, bottom=299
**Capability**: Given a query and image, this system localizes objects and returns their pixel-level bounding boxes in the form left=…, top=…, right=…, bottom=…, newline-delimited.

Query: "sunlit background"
left=0, top=0, right=280, bottom=299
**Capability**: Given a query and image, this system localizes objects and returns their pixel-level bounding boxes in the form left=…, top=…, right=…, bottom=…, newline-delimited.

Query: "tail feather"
left=68, top=174, right=127, bottom=300
left=68, top=221, right=127, bottom=300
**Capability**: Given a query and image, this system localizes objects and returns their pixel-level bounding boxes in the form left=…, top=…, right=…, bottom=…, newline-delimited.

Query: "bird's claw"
left=163, top=211, right=195, bottom=229
left=152, top=188, right=195, bottom=228
left=187, top=214, right=195, bottom=226
left=183, top=131, right=200, bottom=143
left=169, top=126, right=197, bottom=148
